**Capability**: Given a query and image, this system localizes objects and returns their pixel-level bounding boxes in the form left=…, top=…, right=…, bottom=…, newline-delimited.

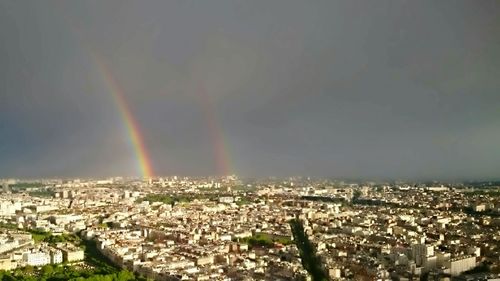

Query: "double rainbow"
left=57, top=6, right=233, bottom=178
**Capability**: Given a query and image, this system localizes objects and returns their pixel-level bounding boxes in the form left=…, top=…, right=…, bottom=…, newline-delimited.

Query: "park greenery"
left=23, top=229, right=79, bottom=245
left=235, top=196, right=253, bottom=206
left=289, top=219, right=329, bottom=281
left=28, top=229, right=52, bottom=243
left=0, top=223, right=19, bottom=231
left=302, top=192, right=500, bottom=218
left=136, top=194, right=194, bottom=205
left=80, top=238, right=121, bottom=274
left=463, top=189, right=500, bottom=198
left=237, top=233, right=293, bottom=248
left=0, top=236, right=152, bottom=281
left=137, top=193, right=248, bottom=205
left=0, top=227, right=55, bottom=243
left=0, top=265, right=149, bottom=281
left=43, top=233, right=80, bottom=245
left=27, top=190, right=55, bottom=198
left=8, top=183, right=44, bottom=190
left=0, top=226, right=152, bottom=281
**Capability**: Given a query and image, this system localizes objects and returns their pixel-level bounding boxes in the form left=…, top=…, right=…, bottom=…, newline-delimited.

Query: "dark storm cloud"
left=0, top=0, right=499, bottom=179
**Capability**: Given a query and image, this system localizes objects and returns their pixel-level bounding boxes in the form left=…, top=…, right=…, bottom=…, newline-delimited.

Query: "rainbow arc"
left=94, top=56, right=154, bottom=178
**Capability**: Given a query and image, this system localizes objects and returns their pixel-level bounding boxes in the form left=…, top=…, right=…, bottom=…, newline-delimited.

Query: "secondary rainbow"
left=93, top=55, right=155, bottom=178
left=196, top=82, right=232, bottom=176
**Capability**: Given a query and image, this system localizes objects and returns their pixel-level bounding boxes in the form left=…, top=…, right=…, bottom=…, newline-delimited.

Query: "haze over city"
left=1, top=0, right=499, bottom=180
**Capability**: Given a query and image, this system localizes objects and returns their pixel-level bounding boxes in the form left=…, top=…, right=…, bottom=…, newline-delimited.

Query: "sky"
left=0, top=0, right=499, bottom=180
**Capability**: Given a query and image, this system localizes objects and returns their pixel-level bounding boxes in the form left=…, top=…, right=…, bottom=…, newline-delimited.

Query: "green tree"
left=115, top=270, right=135, bottom=281
left=41, top=264, right=54, bottom=276
left=352, top=189, right=362, bottom=200
left=290, top=219, right=329, bottom=281
left=24, top=265, right=34, bottom=275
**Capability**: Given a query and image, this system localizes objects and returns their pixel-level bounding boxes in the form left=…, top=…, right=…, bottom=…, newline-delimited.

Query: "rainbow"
left=91, top=55, right=233, bottom=178
left=93, top=55, right=155, bottom=178
left=53, top=11, right=154, bottom=178
left=197, top=82, right=231, bottom=176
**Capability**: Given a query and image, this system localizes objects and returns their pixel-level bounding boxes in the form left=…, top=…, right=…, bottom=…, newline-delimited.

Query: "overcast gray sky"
left=0, top=0, right=499, bottom=179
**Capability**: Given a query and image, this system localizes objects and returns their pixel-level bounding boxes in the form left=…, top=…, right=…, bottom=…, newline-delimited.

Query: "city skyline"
left=1, top=1, right=500, bottom=180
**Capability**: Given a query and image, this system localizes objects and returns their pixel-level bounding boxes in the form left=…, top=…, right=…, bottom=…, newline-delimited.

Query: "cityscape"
left=0, top=177, right=498, bottom=280
left=1, top=1, right=500, bottom=281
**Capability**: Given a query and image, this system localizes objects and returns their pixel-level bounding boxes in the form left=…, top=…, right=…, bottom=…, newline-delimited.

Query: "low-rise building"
left=50, top=250, right=63, bottom=264
left=448, top=255, right=476, bottom=276
left=61, top=247, right=85, bottom=262
left=0, top=257, right=15, bottom=271
left=23, top=251, right=50, bottom=266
